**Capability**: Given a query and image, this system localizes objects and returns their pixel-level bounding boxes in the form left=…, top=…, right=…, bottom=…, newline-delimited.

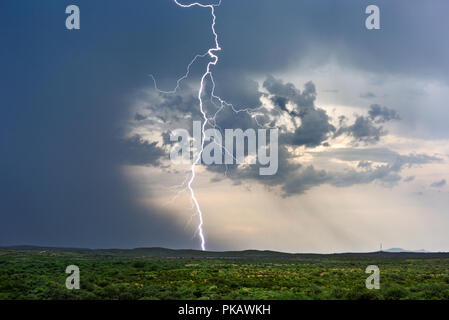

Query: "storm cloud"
left=368, top=104, right=401, bottom=123
left=263, top=76, right=335, bottom=147
left=335, top=105, right=400, bottom=144
left=0, top=0, right=204, bottom=249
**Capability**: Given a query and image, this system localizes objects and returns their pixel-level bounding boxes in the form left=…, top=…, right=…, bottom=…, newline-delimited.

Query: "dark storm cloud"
left=358, top=161, right=372, bottom=168
left=2, top=0, right=447, bottom=250
left=335, top=115, right=386, bottom=144
left=430, top=179, right=446, bottom=188
left=316, top=148, right=442, bottom=166
left=0, top=0, right=210, bottom=249
left=144, top=76, right=268, bottom=137
left=368, top=104, right=401, bottom=123
left=211, top=72, right=263, bottom=109
left=334, top=105, right=400, bottom=144
left=360, top=92, right=376, bottom=99
left=187, top=76, right=336, bottom=180
left=119, top=136, right=166, bottom=166
left=263, top=76, right=335, bottom=147
left=134, top=113, right=147, bottom=121
left=283, top=108, right=335, bottom=147
left=214, top=146, right=301, bottom=187
left=149, top=69, right=439, bottom=197
left=264, top=76, right=317, bottom=110
left=215, top=0, right=449, bottom=82
left=148, top=90, right=202, bottom=123
left=280, top=149, right=440, bottom=196
left=281, top=166, right=329, bottom=196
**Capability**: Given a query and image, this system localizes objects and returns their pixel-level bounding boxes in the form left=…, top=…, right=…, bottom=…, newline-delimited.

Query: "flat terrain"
left=1, top=247, right=449, bottom=300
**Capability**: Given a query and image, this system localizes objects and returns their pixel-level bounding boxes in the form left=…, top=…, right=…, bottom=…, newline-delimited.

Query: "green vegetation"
left=1, top=248, right=449, bottom=300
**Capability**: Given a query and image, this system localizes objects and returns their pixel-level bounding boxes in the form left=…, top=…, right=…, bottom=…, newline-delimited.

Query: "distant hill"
left=385, top=248, right=429, bottom=253
left=1, top=245, right=447, bottom=259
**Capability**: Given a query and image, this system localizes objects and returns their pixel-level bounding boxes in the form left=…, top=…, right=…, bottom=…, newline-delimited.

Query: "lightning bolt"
left=151, top=0, right=268, bottom=250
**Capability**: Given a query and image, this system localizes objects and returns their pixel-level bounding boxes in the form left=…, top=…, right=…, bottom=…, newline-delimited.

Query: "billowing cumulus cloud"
left=368, top=104, right=401, bottom=123
left=119, top=135, right=166, bottom=167
left=132, top=72, right=440, bottom=200
left=227, top=147, right=441, bottom=197
left=333, top=104, right=400, bottom=144
left=335, top=115, right=386, bottom=144
left=430, top=179, right=446, bottom=188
